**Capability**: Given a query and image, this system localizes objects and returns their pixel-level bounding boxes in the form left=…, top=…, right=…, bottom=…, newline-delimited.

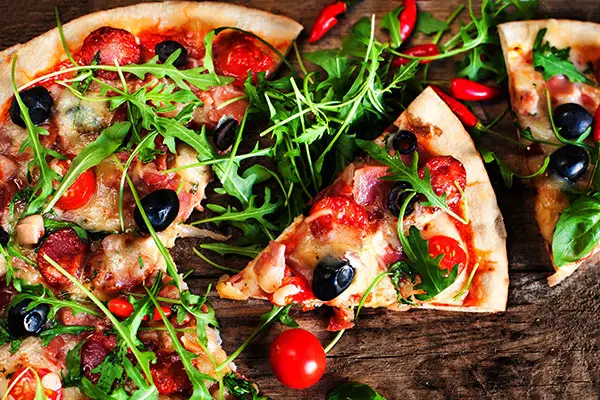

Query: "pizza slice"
left=0, top=2, right=302, bottom=398
left=498, top=20, right=600, bottom=286
left=217, top=87, right=509, bottom=330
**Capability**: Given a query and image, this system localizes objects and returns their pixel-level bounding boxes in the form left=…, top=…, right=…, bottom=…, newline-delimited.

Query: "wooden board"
left=2, top=0, right=600, bottom=398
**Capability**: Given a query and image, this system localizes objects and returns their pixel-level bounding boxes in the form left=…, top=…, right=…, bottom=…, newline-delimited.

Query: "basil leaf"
left=552, top=193, right=600, bottom=267
left=532, top=28, right=594, bottom=85
left=327, top=382, right=386, bottom=400
left=44, top=121, right=131, bottom=213
left=416, top=11, right=449, bottom=35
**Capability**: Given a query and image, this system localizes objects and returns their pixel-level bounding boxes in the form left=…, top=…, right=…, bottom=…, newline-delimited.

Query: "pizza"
left=217, top=87, right=509, bottom=330
left=498, top=20, right=600, bottom=286
left=0, top=2, right=301, bottom=399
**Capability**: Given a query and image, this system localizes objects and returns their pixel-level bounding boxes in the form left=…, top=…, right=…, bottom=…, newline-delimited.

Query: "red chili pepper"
left=399, top=0, right=418, bottom=41
left=593, top=105, right=600, bottom=142
left=392, top=44, right=439, bottom=67
left=431, top=85, right=478, bottom=129
left=449, top=78, right=502, bottom=101
left=308, top=2, right=348, bottom=43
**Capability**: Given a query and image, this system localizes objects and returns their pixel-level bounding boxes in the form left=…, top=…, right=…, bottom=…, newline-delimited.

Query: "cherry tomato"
left=7, top=367, right=63, bottom=400
left=428, top=236, right=467, bottom=273
left=419, top=156, right=466, bottom=206
left=55, top=161, right=96, bottom=211
left=309, top=195, right=368, bottom=236
left=152, top=305, right=173, bottom=321
left=107, top=298, right=134, bottom=318
left=214, top=33, right=275, bottom=86
left=269, top=328, right=326, bottom=389
left=37, top=228, right=87, bottom=288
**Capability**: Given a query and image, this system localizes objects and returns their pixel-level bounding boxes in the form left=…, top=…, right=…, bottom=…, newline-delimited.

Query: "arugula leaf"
left=532, top=28, right=594, bottom=85
left=39, top=324, right=93, bottom=346
left=260, top=304, right=298, bottom=328
left=199, top=243, right=262, bottom=258
left=380, top=7, right=403, bottom=48
left=10, top=284, right=99, bottom=320
left=43, top=121, right=130, bottom=212
left=0, top=321, right=9, bottom=346
left=356, top=140, right=466, bottom=223
left=488, top=152, right=550, bottom=188
left=223, top=374, right=270, bottom=400
left=415, top=11, right=449, bottom=35
left=552, top=193, right=600, bottom=267
left=63, top=340, right=85, bottom=387
left=326, top=382, right=387, bottom=400
left=10, top=338, right=23, bottom=354
left=43, top=219, right=87, bottom=241
left=400, top=226, right=459, bottom=301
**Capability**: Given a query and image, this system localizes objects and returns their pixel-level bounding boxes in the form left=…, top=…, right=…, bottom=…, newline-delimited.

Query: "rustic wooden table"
left=3, top=0, right=600, bottom=399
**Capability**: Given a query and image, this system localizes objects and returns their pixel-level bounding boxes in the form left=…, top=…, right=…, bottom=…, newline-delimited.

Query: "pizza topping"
left=133, top=189, right=180, bottom=233
left=7, top=299, right=50, bottom=337
left=549, top=144, right=589, bottom=181
left=15, top=214, right=45, bottom=246
left=427, top=235, right=467, bottom=273
left=391, top=129, right=417, bottom=155
left=387, top=182, right=416, bottom=217
left=155, top=40, right=188, bottom=67
left=81, top=333, right=117, bottom=384
left=593, top=105, right=600, bottom=142
left=0, top=227, right=9, bottom=246
left=150, top=352, right=192, bottom=395
left=419, top=156, right=466, bottom=206
left=54, top=161, right=96, bottom=211
left=36, top=228, right=87, bottom=287
left=213, top=118, right=239, bottom=152
left=214, top=33, right=275, bottom=85
left=107, top=297, right=134, bottom=318
left=311, top=257, right=355, bottom=301
left=269, top=328, right=326, bottom=389
left=6, top=367, right=63, bottom=400
left=552, top=103, right=593, bottom=139
left=79, top=27, right=141, bottom=79
left=308, top=196, right=368, bottom=236
left=9, top=86, right=53, bottom=127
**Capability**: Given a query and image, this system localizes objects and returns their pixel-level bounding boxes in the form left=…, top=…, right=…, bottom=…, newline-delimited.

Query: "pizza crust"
left=499, top=20, right=600, bottom=286
left=0, top=1, right=303, bottom=108
left=390, top=87, right=509, bottom=312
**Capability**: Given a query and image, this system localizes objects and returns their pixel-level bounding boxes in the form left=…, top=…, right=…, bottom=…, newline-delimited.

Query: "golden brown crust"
left=0, top=1, right=303, bottom=107
left=389, top=87, right=509, bottom=312
left=499, top=20, right=600, bottom=285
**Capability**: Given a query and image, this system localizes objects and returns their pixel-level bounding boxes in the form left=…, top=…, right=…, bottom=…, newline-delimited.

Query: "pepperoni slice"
left=6, top=367, right=63, bottom=400
left=81, top=333, right=117, bottom=384
left=37, top=228, right=87, bottom=288
left=214, top=32, right=275, bottom=86
left=150, top=352, right=192, bottom=395
left=419, top=156, right=466, bottom=206
left=309, top=196, right=368, bottom=237
left=428, top=236, right=467, bottom=273
left=79, top=27, right=141, bottom=79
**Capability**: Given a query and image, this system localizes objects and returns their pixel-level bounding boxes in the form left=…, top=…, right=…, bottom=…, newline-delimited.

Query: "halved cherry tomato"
left=309, top=195, right=368, bottom=236
left=7, top=367, right=63, bottom=400
left=214, top=33, right=275, bottom=86
left=55, top=161, right=96, bottom=211
left=419, top=156, right=466, bottom=206
left=269, top=328, right=326, bottom=389
left=37, top=228, right=87, bottom=288
left=428, top=236, right=467, bottom=273
left=107, top=298, right=134, bottom=318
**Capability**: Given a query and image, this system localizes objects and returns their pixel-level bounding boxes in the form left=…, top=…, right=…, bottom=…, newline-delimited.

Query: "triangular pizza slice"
left=217, top=87, right=509, bottom=329
left=499, top=20, right=600, bottom=285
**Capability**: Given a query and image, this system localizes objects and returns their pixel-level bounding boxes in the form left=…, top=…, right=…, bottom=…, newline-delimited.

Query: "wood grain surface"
left=2, top=0, right=600, bottom=399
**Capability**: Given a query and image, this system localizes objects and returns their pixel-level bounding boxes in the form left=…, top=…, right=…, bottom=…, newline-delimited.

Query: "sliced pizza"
left=217, top=87, right=509, bottom=329
left=498, top=20, right=600, bottom=286
left=0, top=2, right=302, bottom=399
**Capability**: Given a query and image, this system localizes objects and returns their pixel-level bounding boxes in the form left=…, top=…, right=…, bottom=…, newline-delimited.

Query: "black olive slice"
left=10, top=86, right=53, bottom=127
left=134, top=189, right=180, bottom=233
left=155, top=40, right=188, bottom=67
left=312, top=257, right=355, bottom=301
left=391, top=130, right=417, bottom=155
left=214, top=118, right=239, bottom=152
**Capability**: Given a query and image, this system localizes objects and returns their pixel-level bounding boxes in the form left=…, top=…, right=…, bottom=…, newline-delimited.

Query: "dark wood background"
left=3, top=0, right=600, bottom=399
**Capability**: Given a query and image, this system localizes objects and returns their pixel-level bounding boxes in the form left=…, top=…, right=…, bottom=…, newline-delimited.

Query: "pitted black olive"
left=553, top=103, right=593, bottom=139
left=7, top=299, right=50, bottom=338
left=155, top=40, right=188, bottom=67
left=549, top=144, right=589, bottom=181
left=214, top=118, right=239, bottom=152
left=312, top=257, right=355, bottom=301
left=391, top=130, right=417, bottom=155
left=134, top=189, right=180, bottom=232
left=0, top=227, right=8, bottom=247
left=10, top=86, right=53, bottom=127
left=388, top=182, right=416, bottom=217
